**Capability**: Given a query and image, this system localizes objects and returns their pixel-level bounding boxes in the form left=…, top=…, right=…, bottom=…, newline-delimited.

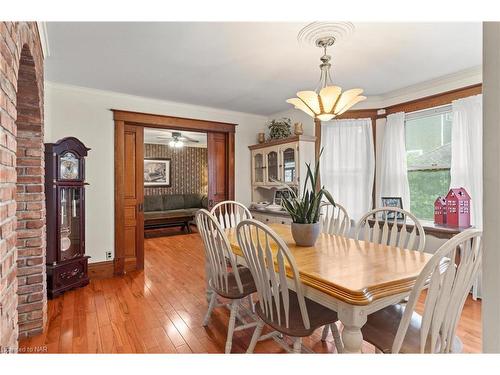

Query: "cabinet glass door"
left=254, top=153, right=264, bottom=184
left=59, top=187, right=82, bottom=261
left=267, top=151, right=279, bottom=182
left=282, top=147, right=296, bottom=183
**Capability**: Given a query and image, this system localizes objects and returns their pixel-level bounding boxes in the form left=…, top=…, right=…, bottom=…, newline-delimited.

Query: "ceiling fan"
left=156, top=131, right=199, bottom=148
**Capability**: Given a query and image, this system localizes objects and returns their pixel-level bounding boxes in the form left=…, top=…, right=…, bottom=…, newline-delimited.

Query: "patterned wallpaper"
left=144, top=143, right=208, bottom=196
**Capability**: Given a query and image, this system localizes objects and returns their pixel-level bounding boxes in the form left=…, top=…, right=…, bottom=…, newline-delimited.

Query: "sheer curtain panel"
left=378, top=112, right=411, bottom=211
left=450, top=94, right=483, bottom=300
left=320, top=118, right=375, bottom=222
left=450, top=94, right=483, bottom=228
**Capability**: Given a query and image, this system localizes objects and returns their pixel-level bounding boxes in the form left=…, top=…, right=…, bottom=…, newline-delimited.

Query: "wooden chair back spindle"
left=320, top=202, right=351, bottom=237
left=196, top=209, right=243, bottom=295
left=392, top=229, right=482, bottom=353
left=355, top=207, right=426, bottom=251
left=236, top=219, right=310, bottom=330
left=210, top=200, right=252, bottom=229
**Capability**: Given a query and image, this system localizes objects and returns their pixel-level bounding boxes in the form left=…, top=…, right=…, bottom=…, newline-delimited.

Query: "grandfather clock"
left=45, top=137, right=90, bottom=298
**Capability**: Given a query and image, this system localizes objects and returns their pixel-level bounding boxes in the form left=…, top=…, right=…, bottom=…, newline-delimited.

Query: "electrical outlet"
left=105, top=251, right=112, bottom=260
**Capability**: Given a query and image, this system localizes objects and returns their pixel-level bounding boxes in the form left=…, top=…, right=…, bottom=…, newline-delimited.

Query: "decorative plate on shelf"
left=266, top=204, right=283, bottom=212
left=253, top=202, right=269, bottom=210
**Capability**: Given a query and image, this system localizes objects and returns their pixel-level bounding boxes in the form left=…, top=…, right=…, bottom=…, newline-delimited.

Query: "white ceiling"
left=144, top=128, right=207, bottom=147
left=45, top=22, right=482, bottom=115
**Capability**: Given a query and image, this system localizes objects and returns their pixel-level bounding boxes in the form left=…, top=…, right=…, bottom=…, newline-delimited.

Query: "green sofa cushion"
left=163, top=194, right=185, bottom=210
left=184, top=193, right=204, bottom=208
left=144, top=195, right=164, bottom=212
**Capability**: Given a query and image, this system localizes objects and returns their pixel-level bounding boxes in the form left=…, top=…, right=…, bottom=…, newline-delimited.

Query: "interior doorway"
left=113, top=110, right=236, bottom=275
left=143, top=128, right=208, bottom=238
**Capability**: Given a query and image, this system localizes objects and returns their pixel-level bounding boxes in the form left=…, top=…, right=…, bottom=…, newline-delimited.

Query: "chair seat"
left=212, top=266, right=257, bottom=299
left=361, top=304, right=463, bottom=353
left=255, top=290, right=338, bottom=337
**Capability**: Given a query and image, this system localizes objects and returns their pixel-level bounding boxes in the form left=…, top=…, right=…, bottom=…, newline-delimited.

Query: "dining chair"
left=360, top=228, right=482, bottom=353
left=210, top=200, right=252, bottom=229
left=354, top=207, right=426, bottom=252
left=209, top=200, right=255, bottom=310
left=319, top=202, right=350, bottom=343
left=196, top=209, right=257, bottom=353
left=236, top=219, right=343, bottom=353
left=320, top=202, right=351, bottom=237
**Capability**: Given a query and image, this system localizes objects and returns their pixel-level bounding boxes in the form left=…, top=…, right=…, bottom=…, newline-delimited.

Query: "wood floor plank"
left=19, top=231, right=482, bottom=353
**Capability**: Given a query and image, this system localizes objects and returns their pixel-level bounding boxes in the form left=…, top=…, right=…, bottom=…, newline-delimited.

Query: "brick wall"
left=0, top=22, right=45, bottom=352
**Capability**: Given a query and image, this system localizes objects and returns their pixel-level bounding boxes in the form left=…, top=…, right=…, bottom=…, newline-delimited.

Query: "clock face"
left=60, top=152, right=79, bottom=180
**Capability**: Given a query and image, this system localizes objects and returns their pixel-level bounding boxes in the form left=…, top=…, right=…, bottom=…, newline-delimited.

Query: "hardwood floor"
left=19, top=231, right=482, bottom=353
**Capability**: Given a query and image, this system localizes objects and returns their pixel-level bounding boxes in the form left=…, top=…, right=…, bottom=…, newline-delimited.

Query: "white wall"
left=45, top=82, right=266, bottom=263
left=482, top=22, right=500, bottom=353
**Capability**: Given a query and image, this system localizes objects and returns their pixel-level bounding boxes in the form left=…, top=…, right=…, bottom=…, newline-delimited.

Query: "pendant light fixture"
left=287, top=34, right=366, bottom=121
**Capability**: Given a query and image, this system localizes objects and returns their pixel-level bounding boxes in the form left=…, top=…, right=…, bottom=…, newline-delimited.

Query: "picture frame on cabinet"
left=381, top=196, right=404, bottom=220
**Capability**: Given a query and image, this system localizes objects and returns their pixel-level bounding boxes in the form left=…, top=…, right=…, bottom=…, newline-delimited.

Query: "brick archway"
left=0, top=22, right=45, bottom=353
left=15, top=44, right=46, bottom=340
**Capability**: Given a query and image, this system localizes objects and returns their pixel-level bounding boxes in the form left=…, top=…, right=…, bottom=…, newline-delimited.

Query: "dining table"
left=225, top=223, right=433, bottom=353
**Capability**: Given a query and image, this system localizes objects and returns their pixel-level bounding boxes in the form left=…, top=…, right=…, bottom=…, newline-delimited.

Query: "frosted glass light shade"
left=287, top=85, right=366, bottom=121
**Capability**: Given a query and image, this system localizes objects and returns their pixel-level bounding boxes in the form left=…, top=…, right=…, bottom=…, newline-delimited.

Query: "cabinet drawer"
left=49, top=257, right=89, bottom=292
left=276, top=217, right=292, bottom=225
left=251, top=213, right=291, bottom=225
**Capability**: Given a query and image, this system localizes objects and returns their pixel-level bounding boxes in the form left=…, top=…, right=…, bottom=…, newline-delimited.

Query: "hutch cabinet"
left=249, top=135, right=316, bottom=204
left=45, top=137, right=90, bottom=299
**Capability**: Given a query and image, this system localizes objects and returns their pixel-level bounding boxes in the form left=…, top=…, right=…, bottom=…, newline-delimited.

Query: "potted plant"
left=278, top=150, right=335, bottom=246
left=267, top=118, right=292, bottom=140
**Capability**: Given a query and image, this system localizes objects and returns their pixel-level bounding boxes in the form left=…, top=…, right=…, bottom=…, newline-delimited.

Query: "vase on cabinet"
left=291, top=222, right=321, bottom=247
left=294, top=122, right=304, bottom=135
left=258, top=132, right=265, bottom=143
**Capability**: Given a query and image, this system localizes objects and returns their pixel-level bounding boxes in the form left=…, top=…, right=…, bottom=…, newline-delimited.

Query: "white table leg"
left=338, top=304, right=367, bottom=354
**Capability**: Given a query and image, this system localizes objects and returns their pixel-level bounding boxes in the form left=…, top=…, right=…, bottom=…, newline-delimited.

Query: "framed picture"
left=381, top=196, right=404, bottom=220
left=144, top=158, right=171, bottom=187
left=274, top=187, right=296, bottom=205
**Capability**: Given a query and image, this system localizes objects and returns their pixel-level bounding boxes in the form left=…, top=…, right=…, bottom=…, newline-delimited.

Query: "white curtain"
left=450, top=94, right=483, bottom=300
left=320, top=118, right=375, bottom=221
left=450, top=94, right=483, bottom=228
left=378, top=112, right=411, bottom=211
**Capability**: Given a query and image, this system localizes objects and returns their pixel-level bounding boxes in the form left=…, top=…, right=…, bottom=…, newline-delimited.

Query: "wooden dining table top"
left=226, top=223, right=433, bottom=306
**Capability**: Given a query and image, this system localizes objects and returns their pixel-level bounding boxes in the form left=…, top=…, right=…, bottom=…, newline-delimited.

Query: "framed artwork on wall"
left=381, top=196, right=404, bottom=220
left=144, top=158, right=171, bottom=187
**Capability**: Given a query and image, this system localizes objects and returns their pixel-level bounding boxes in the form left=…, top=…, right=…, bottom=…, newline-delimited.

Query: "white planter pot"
left=291, top=222, right=321, bottom=247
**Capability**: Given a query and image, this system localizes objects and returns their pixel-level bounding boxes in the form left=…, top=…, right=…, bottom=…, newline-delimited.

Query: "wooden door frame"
left=113, top=110, right=236, bottom=275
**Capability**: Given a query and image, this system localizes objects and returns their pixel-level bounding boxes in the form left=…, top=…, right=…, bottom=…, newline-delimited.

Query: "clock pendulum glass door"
left=60, top=187, right=81, bottom=261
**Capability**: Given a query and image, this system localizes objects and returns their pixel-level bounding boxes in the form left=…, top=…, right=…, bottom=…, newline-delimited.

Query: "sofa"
left=144, top=193, right=208, bottom=232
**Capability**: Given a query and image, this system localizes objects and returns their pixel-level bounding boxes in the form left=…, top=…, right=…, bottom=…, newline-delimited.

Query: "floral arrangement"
left=267, top=117, right=292, bottom=140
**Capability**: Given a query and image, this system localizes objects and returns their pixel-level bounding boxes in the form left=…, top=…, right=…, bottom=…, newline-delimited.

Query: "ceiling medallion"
left=287, top=22, right=365, bottom=121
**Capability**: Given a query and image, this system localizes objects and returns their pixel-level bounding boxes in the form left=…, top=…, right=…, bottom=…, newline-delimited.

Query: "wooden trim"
left=228, top=132, right=235, bottom=200
left=336, top=109, right=378, bottom=120
left=384, top=84, right=482, bottom=116
left=88, top=261, right=114, bottom=280
left=248, top=135, right=316, bottom=151
left=114, top=110, right=236, bottom=275
left=112, top=109, right=237, bottom=133
left=135, top=126, right=145, bottom=270
left=114, top=120, right=125, bottom=276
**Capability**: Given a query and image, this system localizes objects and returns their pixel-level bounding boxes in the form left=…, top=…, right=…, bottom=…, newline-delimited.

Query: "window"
left=405, top=106, right=452, bottom=220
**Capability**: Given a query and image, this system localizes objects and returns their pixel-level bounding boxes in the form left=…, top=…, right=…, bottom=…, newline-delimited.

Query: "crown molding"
left=36, top=21, right=50, bottom=58
left=377, top=66, right=482, bottom=108
left=45, top=81, right=268, bottom=122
